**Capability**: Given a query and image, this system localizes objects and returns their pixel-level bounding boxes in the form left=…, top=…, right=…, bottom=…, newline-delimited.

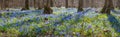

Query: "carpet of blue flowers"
left=0, top=7, right=120, bottom=37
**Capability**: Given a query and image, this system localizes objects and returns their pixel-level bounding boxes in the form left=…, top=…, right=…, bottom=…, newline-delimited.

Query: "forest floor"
left=0, top=7, right=120, bottom=37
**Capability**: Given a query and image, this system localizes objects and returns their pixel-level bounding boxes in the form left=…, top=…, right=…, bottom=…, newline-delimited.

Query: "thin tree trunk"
left=117, top=0, right=120, bottom=9
left=50, top=0, right=54, bottom=7
left=33, top=0, right=36, bottom=9
left=71, top=0, right=74, bottom=8
left=54, top=0, right=57, bottom=7
left=5, top=0, right=8, bottom=9
left=109, top=0, right=114, bottom=9
left=0, top=0, right=3, bottom=10
left=43, top=0, right=53, bottom=14
left=2, top=0, right=9, bottom=10
left=38, top=0, right=42, bottom=10
left=77, top=0, right=83, bottom=12
left=65, top=0, right=68, bottom=8
left=91, top=0, right=94, bottom=8
left=100, top=0, right=114, bottom=14
left=46, top=0, right=50, bottom=6
left=24, top=0, right=29, bottom=10
left=21, top=0, right=29, bottom=10
left=0, top=0, right=1, bottom=10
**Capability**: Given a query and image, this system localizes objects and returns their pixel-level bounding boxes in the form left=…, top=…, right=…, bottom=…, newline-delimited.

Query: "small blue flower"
left=59, top=31, right=64, bottom=35
left=76, top=33, right=80, bottom=37
left=108, top=14, right=118, bottom=23
left=117, top=29, right=120, bottom=32
left=35, top=27, right=41, bottom=33
left=35, top=17, right=40, bottom=21
left=19, top=27, right=23, bottom=32
left=45, top=21, right=49, bottom=24
left=16, top=23, right=19, bottom=26
left=88, top=25, right=92, bottom=29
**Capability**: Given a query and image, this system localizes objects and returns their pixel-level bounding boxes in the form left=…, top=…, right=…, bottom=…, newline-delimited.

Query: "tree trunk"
left=0, top=0, right=3, bottom=10
left=91, top=0, right=94, bottom=8
left=54, top=0, right=57, bottom=7
left=50, top=0, right=54, bottom=7
left=77, top=0, right=83, bottom=12
left=21, top=0, right=29, bottom=10
left=5, top=0, right=8, bottom=9
left=38, top=0, right=43, bottom=10
left=1, top=0, right=9, bottom=10
left=43, top=0, right=53, bottom=14
left=100, top=0, right=114, bottom=14
left=71, top=0, right=74, bottom=8
left=117, top=0, right=120, bottom=9
left=33, top=0, right=36, bottom=9
left=65, top=0, right=68, bottom=8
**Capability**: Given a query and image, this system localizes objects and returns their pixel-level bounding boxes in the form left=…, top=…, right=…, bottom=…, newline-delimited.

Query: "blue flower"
left=16, top=23, right=19, bottom=26
left=54, top=22, right=60, bottom=26
left=35, top=27, right=41, bottom=34
left=107, top=14, right=118, bottom=23
left=19, top=27, right=23, bottom=32
left=35, top=17, right=40, bottom=21
left=87, top=25, right=92, bottom=29
left=76, top=33, right=80, bottom=37
left=62, top=14, right=72, bottom=21
left=117, top=29, right=120, bottom=32
left=59, top=31, right=64, bottom=35
left=45, top=21, right=49, bottom=24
